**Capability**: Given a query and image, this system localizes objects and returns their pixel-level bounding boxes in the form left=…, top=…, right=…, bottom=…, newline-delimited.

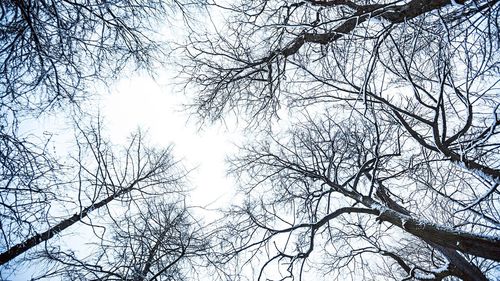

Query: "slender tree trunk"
left=0, top=185, right=135, bottom=265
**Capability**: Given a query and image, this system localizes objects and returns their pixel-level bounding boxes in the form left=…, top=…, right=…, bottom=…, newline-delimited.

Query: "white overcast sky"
left=100, top=74, right=243, bottom=212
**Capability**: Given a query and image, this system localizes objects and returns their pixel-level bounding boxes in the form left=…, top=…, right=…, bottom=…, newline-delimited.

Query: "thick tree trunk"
left=358, top=194, right=500, bottom=261
left=385, top=212, right=500, bottom=262
left=433, top=245, right=488, bottom=281
left=372, top=179, right=488, bottom=280
left=327, top=175, right=500, bottom=263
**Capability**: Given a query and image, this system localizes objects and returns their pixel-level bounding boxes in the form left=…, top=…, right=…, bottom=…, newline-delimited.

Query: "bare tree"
left=182, top=0, right=500, bottom=280
left=0, top=0, right=188, bottom=113
left=0, top=0, right=203, bottom=242
left=38, top=199, right=209, bottom=281
left=210, top=111, right=498, bottom=280
left=1, top=0, right=174, bottom=186
left=0, top=129, right=61, bottom=260
left=0, top=121, right=186, bottom=271
left=184, top=0, right=499, bottom=179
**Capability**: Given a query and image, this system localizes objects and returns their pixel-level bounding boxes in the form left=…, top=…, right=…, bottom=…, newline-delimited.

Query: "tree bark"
left=388, top=213, right=500, bottom=262
left=371, top=177, right=488, bottom=280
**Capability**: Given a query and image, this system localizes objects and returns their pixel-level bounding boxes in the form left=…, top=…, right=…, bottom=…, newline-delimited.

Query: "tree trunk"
left=371, top=178, right=488, bottom=280
left=0, top=185, right=134, bottom=265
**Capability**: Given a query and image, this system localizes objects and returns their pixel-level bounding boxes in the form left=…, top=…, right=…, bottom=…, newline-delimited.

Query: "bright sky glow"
left=101, top=74, right=242, bottom=212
